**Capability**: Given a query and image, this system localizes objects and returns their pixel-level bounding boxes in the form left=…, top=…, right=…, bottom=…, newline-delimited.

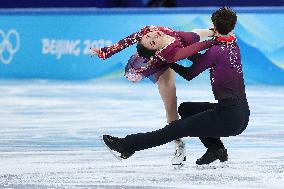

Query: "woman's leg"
left=156, top=68, right=178, bottom=123
left=156, top=68, right=186, bottom=166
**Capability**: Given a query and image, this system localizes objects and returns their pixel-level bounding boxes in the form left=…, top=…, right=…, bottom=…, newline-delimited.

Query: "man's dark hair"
left=211, top=7, right=237, bottom=35
left=136, top=41, right=156, bottom=59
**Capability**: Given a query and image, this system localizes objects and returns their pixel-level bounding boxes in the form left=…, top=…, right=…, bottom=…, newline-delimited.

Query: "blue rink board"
left=0, top=7, right=284, bottom=84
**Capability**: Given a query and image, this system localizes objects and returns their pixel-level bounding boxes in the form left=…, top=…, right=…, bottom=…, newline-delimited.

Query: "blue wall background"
left=0, top=8, right=284, bottom=85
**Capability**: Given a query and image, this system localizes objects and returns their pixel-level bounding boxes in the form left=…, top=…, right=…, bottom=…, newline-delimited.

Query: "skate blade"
left=172, top=156, right=186, bottom=169
left=99, top=136, right=122, bottom=161
left=173, top=163, right=185, bottom=170
left=172, top=160, right=185, bottom=170
left=195, top=161, right=229, bottom=169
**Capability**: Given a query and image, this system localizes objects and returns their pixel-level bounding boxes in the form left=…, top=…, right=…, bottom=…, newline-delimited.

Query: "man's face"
left=140, top=31, right=164, bottom=50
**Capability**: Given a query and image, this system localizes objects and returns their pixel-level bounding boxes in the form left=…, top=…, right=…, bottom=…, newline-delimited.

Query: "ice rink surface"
left=0, top=80, right=283, bottom=189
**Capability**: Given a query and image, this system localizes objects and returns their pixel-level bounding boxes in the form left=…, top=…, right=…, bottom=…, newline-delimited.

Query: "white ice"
left=0, top=80, right=283, bottom=189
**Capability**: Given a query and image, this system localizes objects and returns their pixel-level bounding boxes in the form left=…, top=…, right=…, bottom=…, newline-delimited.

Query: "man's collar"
left=214, top=35, right=236, bottom=43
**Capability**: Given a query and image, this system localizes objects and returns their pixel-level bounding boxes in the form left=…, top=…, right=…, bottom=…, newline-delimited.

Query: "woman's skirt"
left=124, top=53, right=169, bottom=83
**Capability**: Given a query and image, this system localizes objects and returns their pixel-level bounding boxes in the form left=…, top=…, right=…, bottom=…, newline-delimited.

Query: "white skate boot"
left=171, top=139, right=186, bottom=168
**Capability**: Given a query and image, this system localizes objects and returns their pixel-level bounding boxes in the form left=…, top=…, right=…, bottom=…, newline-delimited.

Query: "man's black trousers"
left=124, top=98, right=250, bottom=152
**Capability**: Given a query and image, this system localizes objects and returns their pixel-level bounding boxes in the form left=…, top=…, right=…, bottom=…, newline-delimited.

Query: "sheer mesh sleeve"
left=168, top=40, right=217, bottom=63
left=100, top=26, right=151, bottom=59
left=176, top=31, right=200, bottom=46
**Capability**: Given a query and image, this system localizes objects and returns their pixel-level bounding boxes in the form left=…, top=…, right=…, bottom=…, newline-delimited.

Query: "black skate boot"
left=196, top=148, right=228, bottom=165
left=101, top=135, right=134, bottom=160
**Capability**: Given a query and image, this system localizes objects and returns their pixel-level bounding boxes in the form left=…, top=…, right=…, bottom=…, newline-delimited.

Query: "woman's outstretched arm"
left=91, top=26, right=152, bottom=59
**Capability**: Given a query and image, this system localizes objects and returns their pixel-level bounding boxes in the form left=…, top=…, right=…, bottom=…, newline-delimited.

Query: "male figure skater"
left=101, top=7, right=250, bottom=165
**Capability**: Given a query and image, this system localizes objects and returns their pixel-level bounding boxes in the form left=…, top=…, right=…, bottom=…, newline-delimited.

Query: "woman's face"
left=140, top=31, right=164, bottom=50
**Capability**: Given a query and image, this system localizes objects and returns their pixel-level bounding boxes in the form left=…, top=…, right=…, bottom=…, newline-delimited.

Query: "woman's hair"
left=136, top=41, right=156, bottom=59
left=211, top=7, right=237, bottom=35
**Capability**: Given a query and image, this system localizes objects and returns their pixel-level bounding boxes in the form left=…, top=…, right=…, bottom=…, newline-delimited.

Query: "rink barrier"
left=0, top=7, right=283, bottom=84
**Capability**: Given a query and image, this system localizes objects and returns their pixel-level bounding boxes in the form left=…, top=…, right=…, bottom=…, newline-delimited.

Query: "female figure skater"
left=92, top=25, right=215, bottom=166
left=101, top=7, right=250, bottom=166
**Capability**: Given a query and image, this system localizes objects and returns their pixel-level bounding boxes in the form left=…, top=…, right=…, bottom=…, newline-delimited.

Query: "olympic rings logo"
left=0, top=29, right=20, bottom=64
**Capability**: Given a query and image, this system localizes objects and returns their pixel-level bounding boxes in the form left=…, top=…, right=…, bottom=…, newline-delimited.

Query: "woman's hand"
left=90, top=48, right=106, bottom=59
left=192, top=29, right=215, bottom=39
left=91, top=48, right=100, bottom=56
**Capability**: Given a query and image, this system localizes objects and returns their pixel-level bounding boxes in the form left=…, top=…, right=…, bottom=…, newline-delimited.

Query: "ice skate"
left=171, top=139, right=186, bottom=168
left=100, top=135, right=134, bottom=160
left=196, top=147, right=228, bottom=165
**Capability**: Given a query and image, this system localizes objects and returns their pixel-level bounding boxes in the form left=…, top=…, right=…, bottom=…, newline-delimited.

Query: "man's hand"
left=147, top=58, right=153, bottom=66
